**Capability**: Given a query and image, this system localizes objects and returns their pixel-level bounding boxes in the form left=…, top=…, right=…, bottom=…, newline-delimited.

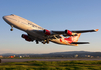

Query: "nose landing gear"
left=10, top=29, right=13, bottom=31
left=10, top=25, right=13, bottom=31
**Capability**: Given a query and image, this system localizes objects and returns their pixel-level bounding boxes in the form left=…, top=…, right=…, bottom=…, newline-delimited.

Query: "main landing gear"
left=35, top=39, right=49, bottom=44
left=42, top=39, right=49, bottom=44
left=35, top=40, right=39, bottom=44
left=10, top=25, right=13, bottom=31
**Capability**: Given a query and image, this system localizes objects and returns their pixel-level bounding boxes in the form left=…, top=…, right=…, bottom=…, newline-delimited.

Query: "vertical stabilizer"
left=67, top=33, right=81, bottom=42
left=72, top=33, right=81, bottom=42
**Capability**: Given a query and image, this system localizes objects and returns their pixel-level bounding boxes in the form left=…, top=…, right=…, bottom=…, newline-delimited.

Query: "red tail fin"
left=67, top=33, right=81, bottom=42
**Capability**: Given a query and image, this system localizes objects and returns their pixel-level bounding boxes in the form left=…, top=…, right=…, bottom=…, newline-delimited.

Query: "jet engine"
left=65, top=30, right=73, bottom=36
left=43, top=29, right=51, bottom=35
left=21, top=34, right=33, bottom=42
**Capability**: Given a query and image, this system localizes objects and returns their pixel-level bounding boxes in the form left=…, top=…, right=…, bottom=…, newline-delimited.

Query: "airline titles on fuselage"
left=6, top=16, right=44, bottom=30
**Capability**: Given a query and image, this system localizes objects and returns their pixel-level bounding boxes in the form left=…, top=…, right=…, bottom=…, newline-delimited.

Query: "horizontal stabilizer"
left=71, top=42, right=89, bottom=44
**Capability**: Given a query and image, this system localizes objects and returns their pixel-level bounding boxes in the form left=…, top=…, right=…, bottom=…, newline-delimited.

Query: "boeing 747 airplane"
left=3, top=14, right=99, bottom=46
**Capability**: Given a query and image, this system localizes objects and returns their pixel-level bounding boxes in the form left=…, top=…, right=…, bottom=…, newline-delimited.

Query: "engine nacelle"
left=43, top=29, right=51, bottom=35
left=65, top=30, right=73, bottom=36
left=21, top=34, right=33, bottom=42
left=22, top=34, right=28, bottom=38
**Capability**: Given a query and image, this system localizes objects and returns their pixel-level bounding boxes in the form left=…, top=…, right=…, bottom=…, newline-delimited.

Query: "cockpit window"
left=11, top=14, right=14, bottom=16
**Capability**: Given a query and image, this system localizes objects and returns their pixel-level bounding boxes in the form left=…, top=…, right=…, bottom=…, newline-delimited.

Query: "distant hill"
left=48, top=51, right=90, bottom=54
left=1, top=51, right=101, bottom=58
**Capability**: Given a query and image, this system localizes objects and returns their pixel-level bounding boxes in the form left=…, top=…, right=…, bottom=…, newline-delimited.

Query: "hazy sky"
left=0, top=0, right=101, bottom=54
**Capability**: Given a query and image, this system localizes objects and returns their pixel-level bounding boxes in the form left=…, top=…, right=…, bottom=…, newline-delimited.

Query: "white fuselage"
left=3, top=14, right=77, bottom=46
left=3, top=15, right=45, bottom=40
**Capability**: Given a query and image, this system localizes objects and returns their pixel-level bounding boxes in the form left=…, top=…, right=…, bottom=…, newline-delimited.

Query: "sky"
left=0, top=0, right=101, bottom=54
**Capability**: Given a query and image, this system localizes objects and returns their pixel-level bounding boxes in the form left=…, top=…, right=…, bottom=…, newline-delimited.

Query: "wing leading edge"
left=52, top=29, right=99, bottom=34
left=72, top=29, right=99, bottom=33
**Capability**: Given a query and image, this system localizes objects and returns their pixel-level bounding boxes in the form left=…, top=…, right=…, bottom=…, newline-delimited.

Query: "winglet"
left=95, top=29, right=99, bottom=32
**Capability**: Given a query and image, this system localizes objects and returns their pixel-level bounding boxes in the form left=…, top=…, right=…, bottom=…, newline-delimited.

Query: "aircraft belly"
left=12, top=22, right=45, bottom=40
left=26, top=30, right=45, bottom=40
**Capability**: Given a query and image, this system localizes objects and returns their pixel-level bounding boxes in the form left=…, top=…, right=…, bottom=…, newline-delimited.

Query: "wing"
left=52, top=29, right=99, bottom=36
left=71, top=29, right=99, bottom=33
left=29, top=29, right=62, bottom=40
left=52, top=29, right=99, bottom=34
left=31, top=29, right=99, bottom=40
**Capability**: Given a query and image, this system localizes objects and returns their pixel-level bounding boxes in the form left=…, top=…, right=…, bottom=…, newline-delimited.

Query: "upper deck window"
left=11, top=14, right=14, bottom=16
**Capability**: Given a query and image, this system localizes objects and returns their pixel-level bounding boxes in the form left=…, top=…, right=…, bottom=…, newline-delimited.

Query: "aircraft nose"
left=2, top=15, right=12, bottom=25
left=3, top=15, right=15, bottom=26
left=2, top=16, right=5, bottom=20
left=2, top=15, right=12, bottom=23
left=2, top=16, right=8, bottom=21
